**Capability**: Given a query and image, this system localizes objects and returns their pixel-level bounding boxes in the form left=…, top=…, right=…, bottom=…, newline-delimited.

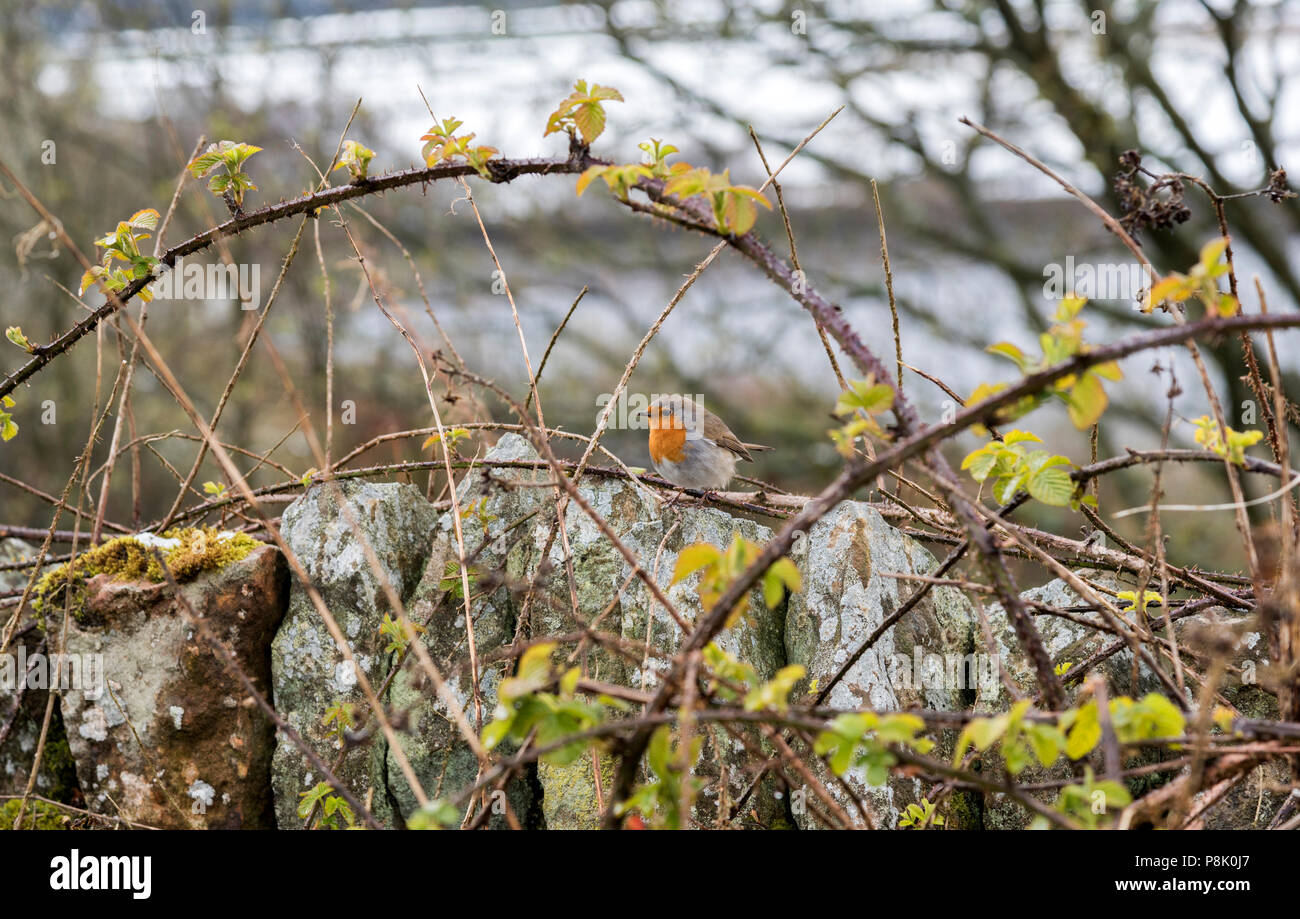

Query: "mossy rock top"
left=32, top=526, right=264, bottom=620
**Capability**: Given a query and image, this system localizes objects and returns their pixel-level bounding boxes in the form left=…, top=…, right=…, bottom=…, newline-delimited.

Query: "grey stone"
left=0, top=539, right=79, bottom=807
left=395, top=435, right=793, bottom=829
left=616, top=505, right=791, bottom=829
left=60, top=543, right=286, bottom=828
left=784, top=501, right=977, bottom=829
left=270, top=481, right=439, bottom=828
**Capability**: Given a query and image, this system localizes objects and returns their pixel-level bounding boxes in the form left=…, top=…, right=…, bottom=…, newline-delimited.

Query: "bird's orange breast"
left=648, top=426, right=687, bottom=464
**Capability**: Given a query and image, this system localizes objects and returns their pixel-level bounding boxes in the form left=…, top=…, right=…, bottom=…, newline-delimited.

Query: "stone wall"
left=1, top=436, right=1282, bottom=829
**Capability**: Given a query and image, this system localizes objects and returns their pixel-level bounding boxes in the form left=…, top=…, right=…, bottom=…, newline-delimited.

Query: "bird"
left=639, top=395, right=772, bottom=492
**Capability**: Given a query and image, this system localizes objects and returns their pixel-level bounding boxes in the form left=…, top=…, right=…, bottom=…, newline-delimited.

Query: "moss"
left=37, top=727, right=81, bottom=804
left=33, top=526, right=262, bottom=617
left=0, top=798, right=67, bottom=830
left=943, top=786, right=983, bottom=830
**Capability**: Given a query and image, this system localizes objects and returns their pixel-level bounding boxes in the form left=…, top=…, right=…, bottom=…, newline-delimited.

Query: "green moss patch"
left=33, top=526, right=263, bottom=616
left=0, top=798, right=67, bottom=830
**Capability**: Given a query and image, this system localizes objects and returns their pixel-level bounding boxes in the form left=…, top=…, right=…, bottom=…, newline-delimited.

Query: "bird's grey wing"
left=703, top=411, right=756, bottom=462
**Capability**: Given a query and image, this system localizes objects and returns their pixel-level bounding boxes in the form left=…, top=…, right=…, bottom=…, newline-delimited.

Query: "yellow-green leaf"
left=672, top=544, right=721, bottom=584
left=575, top=165, right=607, bottom=196
left=1066, top=372, right=1108, bottom=429
left=1064, top=702, right=1101, bottom=759
left=1199, top=237, right=1229, bottom=270
left=769, top=557, right=802, bottom=594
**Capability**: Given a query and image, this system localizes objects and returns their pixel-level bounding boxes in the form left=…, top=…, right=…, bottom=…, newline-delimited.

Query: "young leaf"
left=1027, top=464, right=1073, bottom=506
left=672, top=544, right=721, bottom=583
left=1065, top=372, right=1108, bottom=430
left=1063, top=701, right=1101, bottom=759
left=575, top=165, right=608, bottom=196
left=5, top=327, right=34, bottom=352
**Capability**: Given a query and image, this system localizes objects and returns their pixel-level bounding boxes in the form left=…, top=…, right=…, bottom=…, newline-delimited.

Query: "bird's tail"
left=741, top=442, right=774, bottom=452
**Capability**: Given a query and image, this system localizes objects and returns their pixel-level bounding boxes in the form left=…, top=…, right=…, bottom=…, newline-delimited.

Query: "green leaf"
left=743, top=664, right=805, bottom=712
left=1090, top=780, right=1131, bottom=809
left=993, top=472, right=1024, bottom=505
left=128, top=208, right=160, bottom=230
left=1027, top=464, right=1073, bottom=506
left=585, top=82, right=624, bottom=102
left=721, top=192, right=758, bottom=235
left=1111, top=693, right=1185, bottom=744
left=224, top=142, right=262, bottom=168
left=79, top=267, right=101, bottom=295
left=725, top=185, right=773, bottom=207
left=968, top=715, right=1009, bottom=749
left=335, top=140, right=376, bottom=180
left=187, top=151, right=224, bottom=177
left=953, top=714, right=1008, bottom=764
left=961, top=447, right=998, bottom=480
left=862, top=749, right=893, bottom=786
left=1026, top=723, right=1065, bottom=767
left=875, top=712, right=927, bottom=745
left=480, top=717, right=513, bottom=752
left=498, top=641, right=555, bottom=704
left=1004, top=736, right=1032, bottom=774
left=422, top=427, right=470, bottom=450
left=987, top=341, right=1029, bottom=370
left=543, top=80, right=623, bottom=144
left=1144, top=276, right=1191, bottom=312
left=769, top=557, right=802, bottom=593
left=672, top=544, right=720, bottom=583
left=815, top=731, right=856, bottom=777
left=6, top=326, right=34, bottom=352
left=1198, top=237, right=1229, bottom=271
left=1063, top=702, right=1101, bottom=759
left=835, top=379, right=895, bottom=417
left=1065, top=372, right=1108, bottom=430
left=1054, top=295, right=1087, bottom=321
left=664, top=168, right=709, bottom=201
left=762, top=571, right=784, bottom=610
left=1092, top=360, right=1123, bottom=382
left=575, top=165, right=608, bottom=196
left=407, top=799, right=461, bottom=830
left=517, top=642, right=553, bottom=684
left=571, top=102, right=607, bottom=145
left=646, top=724, right=672, bottom=778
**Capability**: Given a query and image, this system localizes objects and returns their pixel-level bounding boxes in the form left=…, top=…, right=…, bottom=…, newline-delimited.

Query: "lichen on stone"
left=32, top=526, right=262, bottom=616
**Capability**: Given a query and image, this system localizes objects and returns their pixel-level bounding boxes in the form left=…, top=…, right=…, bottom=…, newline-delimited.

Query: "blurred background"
left=1, top=0, right=1298, bottom=574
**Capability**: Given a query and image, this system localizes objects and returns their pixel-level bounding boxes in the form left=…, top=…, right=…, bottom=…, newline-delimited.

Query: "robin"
left=638, top=395, right=772, bottom=491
